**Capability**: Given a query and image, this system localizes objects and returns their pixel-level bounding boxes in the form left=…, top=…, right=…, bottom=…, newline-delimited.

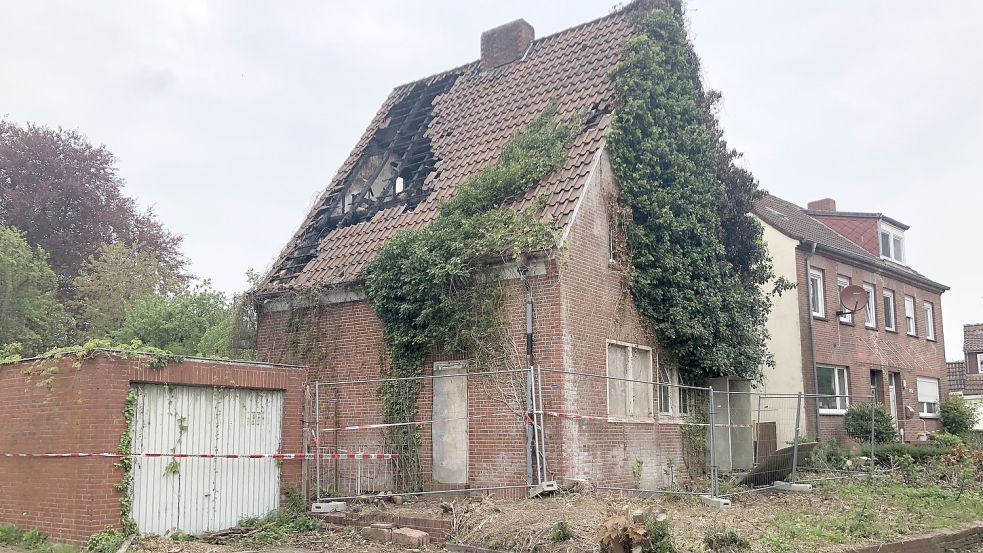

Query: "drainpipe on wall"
left=518, top=262, right=536, bottom=485
left=804, top=241, right=821, bottom=440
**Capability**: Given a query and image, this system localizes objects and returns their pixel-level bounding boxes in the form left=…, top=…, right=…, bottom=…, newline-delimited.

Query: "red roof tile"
left=259, top=9, right=636, bottom=294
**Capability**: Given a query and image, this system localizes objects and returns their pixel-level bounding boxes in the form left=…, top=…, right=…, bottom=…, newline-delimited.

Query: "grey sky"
left=2, top=1, right=980, bottom=359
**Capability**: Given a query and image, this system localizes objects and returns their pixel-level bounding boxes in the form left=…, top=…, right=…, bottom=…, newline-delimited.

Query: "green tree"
left=0, top=226, right=68, bottom=354
left=111, top=282, right=230, bottom=356
left=607, top=7, right=785, bottom=382
left=941, top=394, right=978, bottom=436
left=843, top=402, right=898, bottom=444
left=73, top=241, right=185, bottom=339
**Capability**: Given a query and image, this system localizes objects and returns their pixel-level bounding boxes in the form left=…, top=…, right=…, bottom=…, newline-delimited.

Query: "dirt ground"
left=130, top=532, right=440, bottom=553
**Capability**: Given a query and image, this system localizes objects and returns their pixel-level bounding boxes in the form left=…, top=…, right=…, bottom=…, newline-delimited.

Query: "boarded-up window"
left=606, top=342, right=653, bottom=419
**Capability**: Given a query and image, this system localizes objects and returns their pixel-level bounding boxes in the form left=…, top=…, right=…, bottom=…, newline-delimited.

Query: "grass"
left=755, top=476, right=983, bottom=552
left=0, top=523, right=76, bottom=553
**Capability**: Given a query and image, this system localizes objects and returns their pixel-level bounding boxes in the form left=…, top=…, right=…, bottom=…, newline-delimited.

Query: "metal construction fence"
left=311, top=366, right=884, bottom=503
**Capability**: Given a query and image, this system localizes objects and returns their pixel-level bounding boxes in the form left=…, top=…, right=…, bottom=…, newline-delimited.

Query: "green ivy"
left=115, top=387, right=138, bottom=535
left=361, top=103, right=572, bottom=490
left=16, top=338, right=182, bottom=391
left=608, top=6, right=790, bottom=383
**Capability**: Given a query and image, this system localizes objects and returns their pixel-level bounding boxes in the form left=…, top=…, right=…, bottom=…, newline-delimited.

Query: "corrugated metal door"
left=130, top=384, right=283, bottom=535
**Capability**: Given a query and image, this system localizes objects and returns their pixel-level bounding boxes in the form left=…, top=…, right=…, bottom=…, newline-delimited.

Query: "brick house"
left=251, top=6, right=705, bottom=494
left=948, top=324, right=983, bottom=430
left=754, top=195, right=949, bottom=442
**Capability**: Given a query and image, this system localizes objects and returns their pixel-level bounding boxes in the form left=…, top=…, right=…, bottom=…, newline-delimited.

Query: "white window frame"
left=904, top=295, right=917, bottom=336
left=916, top=377, right=940, bottom=418
left=817, top=365, right=849, bottom=415
left=863, top=283, right=876, bottom=328
left=883, top=289, right=897, bottom=332
left=923, top=301, right=935, bottom=340
left=605, top=340, right=654, bottom=421
left=978, top=354, right=983, bottom=373
left=879, top=222, right=906, bottom=264
left=837, top=276, right=853, bottom=324
left=809, top=268, right=825, bottom=318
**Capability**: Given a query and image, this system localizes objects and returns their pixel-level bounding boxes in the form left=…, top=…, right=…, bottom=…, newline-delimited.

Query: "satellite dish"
left=839, top=284, right=868, bottom=314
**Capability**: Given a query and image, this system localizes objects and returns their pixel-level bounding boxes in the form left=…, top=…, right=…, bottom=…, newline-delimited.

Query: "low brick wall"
left=0, top=351, right=306, bottom=545
left=319, top=511, right=454, bottom=542
left=846, top=522, right=983, bottom=552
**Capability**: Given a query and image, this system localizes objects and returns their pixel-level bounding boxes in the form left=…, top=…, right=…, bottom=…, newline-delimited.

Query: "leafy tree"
left=72, top=241, right=185, bottom=339
left=111, top=282, right=230, bottom=356
left=843, top=402, right=898, bottom=444
left=608, top=7, right=787, bottom=382
left=0, top=120, right=184, bottom=289
left=941, top=394, right=978, bottom=436
left=0, top=226, right=69, bottom=354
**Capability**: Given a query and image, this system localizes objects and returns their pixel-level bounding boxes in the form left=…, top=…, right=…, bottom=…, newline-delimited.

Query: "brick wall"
left=0, top=352, right=306, bottom=545
left=254, top=151, right=686, bottom=492
left=551, top=152, right=683, bottom=488
left=256, top=279, right=541, bottom=494
left=796, top=249, right=947, bottom=442
left=810, top=214, right=880, bottom=257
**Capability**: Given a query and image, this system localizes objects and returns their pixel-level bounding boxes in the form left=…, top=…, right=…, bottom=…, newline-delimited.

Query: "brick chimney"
left=807, top=198, right=837, bottom=212
left=480, top=19, right=534, bottom=71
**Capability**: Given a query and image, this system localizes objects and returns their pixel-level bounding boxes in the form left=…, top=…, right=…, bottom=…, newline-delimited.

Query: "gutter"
left=804, top=241, right=822, bottom=439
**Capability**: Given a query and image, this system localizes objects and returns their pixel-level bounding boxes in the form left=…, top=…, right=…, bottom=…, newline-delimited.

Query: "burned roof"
left=258, top=9, right=636, bottom=294
left=754, top=193, right=947, bottom=292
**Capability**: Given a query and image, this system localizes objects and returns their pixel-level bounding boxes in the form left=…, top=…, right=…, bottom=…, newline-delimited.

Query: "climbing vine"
left=16, top=339, right=183, bottom=391
left=608, top=5, right=791, bottom=384
left=361, top=103, right=572, bottom=490
left=115, top=387, right=138, bottom=535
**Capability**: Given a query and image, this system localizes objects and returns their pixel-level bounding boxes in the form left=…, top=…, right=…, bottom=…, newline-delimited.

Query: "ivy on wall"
left=361, top=103, right=572, bottom=490
left=608, top=5, right=791, bottom=384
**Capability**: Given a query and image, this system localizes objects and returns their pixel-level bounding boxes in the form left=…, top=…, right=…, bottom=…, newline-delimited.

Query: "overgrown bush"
left=941, top=395, right=978, bottom=436
left=0, top=524, right=73, bottom=553
left=597, top=510, right=676, bottom=553
left=934, top=432, right=965, bottom=450
left=215, top=509, right=325, bottom=545
left=843, top=403, right=898, bottom=444
left=862, top=442, right=951, bottom=465
left=807, top=438, right=850, bottom=470
left=702, top=524, right=750, bottom=552
left=87, top=528, right=125, bottom=553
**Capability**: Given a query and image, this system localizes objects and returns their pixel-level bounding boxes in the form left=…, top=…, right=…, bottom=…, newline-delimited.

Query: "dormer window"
left=879, top=222, right=905, bottom=264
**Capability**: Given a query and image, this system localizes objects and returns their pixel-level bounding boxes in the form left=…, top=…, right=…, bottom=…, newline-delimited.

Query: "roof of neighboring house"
left=753, top=193, right=948, bottom=292
left=804, top=209, right=909, bottom=231
left=966, top=324, right=983, bottom=353
left=965, top=374, right=983, bottom=396
left=257, top=8, right=637, bottom=295
left=948, top=361, right=966, bottom=394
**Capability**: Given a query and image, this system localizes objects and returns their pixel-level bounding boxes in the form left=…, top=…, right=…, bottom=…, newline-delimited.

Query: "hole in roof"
left=270, top=71, right=462, bottom=283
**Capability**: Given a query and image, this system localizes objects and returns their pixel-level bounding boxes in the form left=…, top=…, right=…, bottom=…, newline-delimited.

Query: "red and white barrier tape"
left=541, top=410, right=751, bottom=428
left=2, top=452, right=397, bottom=460
left=318, top=411, right=515, bottom=432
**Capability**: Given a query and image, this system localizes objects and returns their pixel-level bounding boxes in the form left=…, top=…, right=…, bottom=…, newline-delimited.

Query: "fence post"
left=536, top=365, right=548, bottom=480
left=707, top=385, right=718, bottom=498
left=869, top=394, right=876, bottom=479
left=315, top=383, right=321, bottom=502
left=526, top=367, right=536, bottom=485
left=790, top=392, right=803, bottom=484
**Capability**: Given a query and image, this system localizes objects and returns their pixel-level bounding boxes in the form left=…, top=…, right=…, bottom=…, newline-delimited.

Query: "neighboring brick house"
left=755, top=195, right=949, bottom=443
left=252, top=6, right=694, bottom=493
left=949, top=324, right=983, bottom=430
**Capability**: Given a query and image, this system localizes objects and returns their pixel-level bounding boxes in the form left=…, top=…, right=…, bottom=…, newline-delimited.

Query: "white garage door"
left=130, top=384, right=283, bottom=535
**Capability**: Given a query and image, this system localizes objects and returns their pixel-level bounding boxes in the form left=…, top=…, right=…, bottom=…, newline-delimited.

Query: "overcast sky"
left=2, top=1, right=981, bottom=359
